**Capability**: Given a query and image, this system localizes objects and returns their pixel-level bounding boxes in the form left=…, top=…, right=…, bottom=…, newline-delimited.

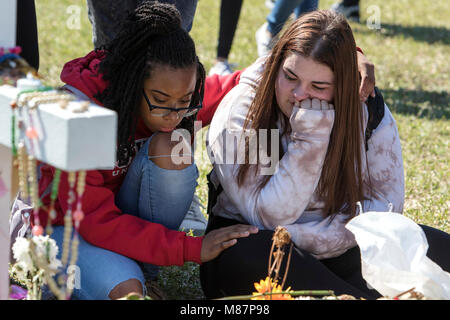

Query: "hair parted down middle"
left=237, top=10, right=369, bottom=220
left=95, top=1, right=205, bottom=165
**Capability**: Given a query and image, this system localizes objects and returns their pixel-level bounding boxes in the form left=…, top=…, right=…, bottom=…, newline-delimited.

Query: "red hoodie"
left=36, top=50, right=242, bottom=266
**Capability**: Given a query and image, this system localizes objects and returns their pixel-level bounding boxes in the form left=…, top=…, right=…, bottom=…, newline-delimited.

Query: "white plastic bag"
left=345, top=210, right=450, bottom=299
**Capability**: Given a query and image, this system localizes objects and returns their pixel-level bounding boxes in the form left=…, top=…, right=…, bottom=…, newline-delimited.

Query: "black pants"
left=342, top=0, right=359, bottom=6
left=16, top=0, right=39, bottom=70
left=216, top=0, right=243, bottom=59
left=200, top=214, right=450, bottom=300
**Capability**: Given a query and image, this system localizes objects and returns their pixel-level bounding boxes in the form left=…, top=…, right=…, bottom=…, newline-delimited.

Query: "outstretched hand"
left=356, top=51, right=376, bottom=102
left=201, top=224, right=259, bottom=263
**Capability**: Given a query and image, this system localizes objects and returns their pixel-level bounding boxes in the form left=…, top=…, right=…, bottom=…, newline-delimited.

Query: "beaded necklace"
left=15, top=87, right=55, bottom=236
left=10, top=88, right=88, bottom=299
left=65, top=170, right=86, bottom=299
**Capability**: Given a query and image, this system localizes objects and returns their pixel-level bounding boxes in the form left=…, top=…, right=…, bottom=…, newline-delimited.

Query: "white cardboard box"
left=0, top=85, right=118, bottom=171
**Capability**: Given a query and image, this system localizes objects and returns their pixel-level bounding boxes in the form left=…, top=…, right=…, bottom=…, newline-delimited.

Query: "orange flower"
left=252, top=276, right=293, bottom=300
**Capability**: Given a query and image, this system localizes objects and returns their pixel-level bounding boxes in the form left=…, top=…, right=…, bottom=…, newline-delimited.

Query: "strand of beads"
left=45, top=168, right=62, bottom=236
left=64, top=237, right=80, bottom=299
left=42, top=169, right=72, bottom=300
left=10, top=100, right=19, bottom=198
left=13, top=89, right=50, bottom=199
left=65, top=170, right=86, bottom=299
left=73, top=170, right=86, bottom=230
left=18, top=91, right=43, bottom=235
left=60, top=171, right=76, bottom=268
left=10, top=101, right=18, bottom=158
left=13, top=94, right=30, bottom=202
left=16, top=142, right=29, bottom=200
left=28, top=154, right=43, bottom=236
left=25, top=104, right=39, bottom=143
left=44, top=168, right=66, bottom=299
left=57, top=171, right=76, bottom=295
left=16, top=87, right=62, bottom=105
left=27, top=92, right=75, bottom=110
left=43, top=271, right=66, bottom=300
left=16, top=87, right=54, bottom=110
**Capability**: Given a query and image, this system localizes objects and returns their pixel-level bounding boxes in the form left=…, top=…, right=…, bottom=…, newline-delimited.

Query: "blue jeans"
left=50, top=135, right=199, bottom=299
left=267, top=0, right=319, bottom=36
left=87, top=0, right=198, bottom=48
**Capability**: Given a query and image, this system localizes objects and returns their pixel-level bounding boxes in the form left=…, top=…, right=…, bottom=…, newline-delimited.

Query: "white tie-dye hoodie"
left=206, top=57, right=405, bottom=259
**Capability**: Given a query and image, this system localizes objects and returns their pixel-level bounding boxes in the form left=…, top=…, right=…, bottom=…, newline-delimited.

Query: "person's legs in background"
left=267, top=0, right=303, bottom=36
left=209, top=0, right=244, bottom=76
left=162, top=0, right=199, bottom=32
left=256, top=0, right=318, bottom=57
left=16, top=0, right=39, bottom=70
left=293, top=0, right=319, bottom=19
left=330, top=0, right=360, bottom=22
left=86, top=0, right=199, bottom=49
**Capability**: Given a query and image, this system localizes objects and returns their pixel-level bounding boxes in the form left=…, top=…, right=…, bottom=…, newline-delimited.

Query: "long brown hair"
left=237, top=10, right=365, bottom=219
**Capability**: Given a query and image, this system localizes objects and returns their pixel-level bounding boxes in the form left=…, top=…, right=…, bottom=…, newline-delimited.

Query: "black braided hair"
left=95, top=1, right=205, bottom=165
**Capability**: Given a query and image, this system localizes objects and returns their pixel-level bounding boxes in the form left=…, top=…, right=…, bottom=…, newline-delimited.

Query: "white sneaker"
left=179, top=194, right=207, bottom=236
left=255, top=22, right=277, bottom=58
left=265, top=0, right=275, bottom=10
left=208, top=60, right=234, bottom=76
left=330, top=2, right=360, bottom=22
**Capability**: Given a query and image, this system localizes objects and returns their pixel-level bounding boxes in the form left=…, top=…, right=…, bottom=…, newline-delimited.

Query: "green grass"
left=34, top=0, right=449, bottom=299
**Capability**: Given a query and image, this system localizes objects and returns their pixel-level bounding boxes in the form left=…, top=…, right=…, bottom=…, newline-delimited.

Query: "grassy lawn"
left=34, top=0, right=449, bottom=299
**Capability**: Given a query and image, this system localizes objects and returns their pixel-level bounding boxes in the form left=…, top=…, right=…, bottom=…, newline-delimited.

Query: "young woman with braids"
left=34, top=2, right=258, bottom=300
left=200, top=10, right=450, bottom=299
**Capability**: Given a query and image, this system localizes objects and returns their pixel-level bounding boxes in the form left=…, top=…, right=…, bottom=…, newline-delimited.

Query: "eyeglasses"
left=143, top=89, right=202, bottom=118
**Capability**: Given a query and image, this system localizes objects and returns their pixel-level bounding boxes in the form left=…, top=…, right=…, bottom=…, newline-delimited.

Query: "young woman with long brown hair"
left=200, top=10, right=450, bottom=299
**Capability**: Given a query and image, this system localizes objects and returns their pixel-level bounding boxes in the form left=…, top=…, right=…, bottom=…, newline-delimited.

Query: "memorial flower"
left=11, top=235, right=62, bottom=299
left=252, top=276, right=294, bottom=300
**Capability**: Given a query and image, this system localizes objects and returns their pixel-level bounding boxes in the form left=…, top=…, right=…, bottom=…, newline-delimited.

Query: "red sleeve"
left=197, top=70, right=243, bottom=127
left=37, top=167, right=203, bottom=266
